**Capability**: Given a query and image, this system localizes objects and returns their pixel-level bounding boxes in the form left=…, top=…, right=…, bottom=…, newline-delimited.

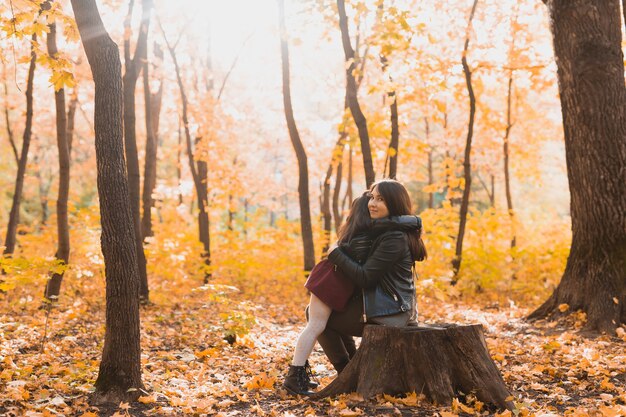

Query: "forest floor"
left=1, top=281, right=625, bottom=417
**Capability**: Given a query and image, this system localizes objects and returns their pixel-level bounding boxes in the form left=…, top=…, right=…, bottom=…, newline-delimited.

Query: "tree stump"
left=311, top=324, right=514, bottom=411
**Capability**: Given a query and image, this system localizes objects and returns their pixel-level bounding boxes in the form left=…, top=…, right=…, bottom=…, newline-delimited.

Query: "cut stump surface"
left=311, top=323, right=514, bottom=411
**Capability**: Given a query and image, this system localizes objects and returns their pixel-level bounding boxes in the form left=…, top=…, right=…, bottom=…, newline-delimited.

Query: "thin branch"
left=216, top=32, right=254, bottom=102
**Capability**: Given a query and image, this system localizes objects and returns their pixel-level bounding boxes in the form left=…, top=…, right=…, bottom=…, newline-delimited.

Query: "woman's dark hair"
left=370, top=179, right=427, bottom=262
left=337, top=192, right=371, bottom=244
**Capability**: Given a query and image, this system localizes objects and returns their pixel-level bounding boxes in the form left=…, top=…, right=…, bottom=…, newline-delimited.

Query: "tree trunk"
left=2, top=68, right=18, bottom=165
left=141, top=44, right=163, bottom=240
left=452, top=0, right=479, bottom=281
left=227, top=157, right=237, bottom=231
left=164, top=34, right=212, bottom=283
left=332, top=160, right=343, bottom=233
left=477, top=172, right=494, bottom=208
left=323, top=125, right=347, bottom=250
left=503, top=73, right=516, bottom=248
left=528, top=0, right=626, bottom=334
left=177, top=116, right=183, bottom=206
left=66, top=92, right=77, bottom=155
left=35, top=166, right=51, bottom=226
left=70, top=0, right=143, bottom=403
left=387, top=91, right=399, bottom=179
left=123, top=0, right=151, bottom=301
left=426, top=118, right=434, bottom=209
left=311, top=324, right=513, bottom=411
left=278, top=0, right=315, bottom=271
left=342, top=144, right=353, bottom=213
left=44, top=12, right=71, bottom=301
left=4, top=33, right=37, bottom=256
left=337, top=0, right=375, bottom=188
left=321, top=165, right=333, bottom=254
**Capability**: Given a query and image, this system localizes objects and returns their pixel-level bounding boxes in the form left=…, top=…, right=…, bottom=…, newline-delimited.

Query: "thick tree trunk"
left=164, top=35, right=212, bottom=283
left=44, top=14, right=71, bottom=301
left=278, top=0, right=315, bottom=271
left=4, top=33, right=37, bottom=256
left=528, top=0, right=626, bottom=333
left=452, top=0, right=478, bottom=281
left=503, top=73, right=516, bottom=248
left=337, top=0, right=375, bottom=188
left=70, top=0, right=143, bottom=403
left=312, top=324, right=513, bottom=411
left=123, top=0, right=151, bottom=301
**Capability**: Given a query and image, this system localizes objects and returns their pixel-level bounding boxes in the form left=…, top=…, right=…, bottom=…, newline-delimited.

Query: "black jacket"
left=329, top=215, right=420, bottom=320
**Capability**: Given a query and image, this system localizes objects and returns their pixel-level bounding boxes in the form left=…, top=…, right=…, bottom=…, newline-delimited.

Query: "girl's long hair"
left=337, top=193, right=371, bottom=244
left=371, top=179, right=427, bottom=262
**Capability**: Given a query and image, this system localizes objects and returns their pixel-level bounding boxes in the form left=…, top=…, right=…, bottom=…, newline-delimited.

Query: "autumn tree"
left=529, top=0, right=626, bottom=333
left=278, top=0, right=315, bottom=271
left=44, top=0, right=72, bottom=300
left=70, top=0, right=143, bottom=402
left=123, top=0, right=152, bottom=301
left=3, top=20, right=38, bottom=257
left=163, top=27, right=212, bottom=282
left=451, top=0, right=479, bottom=280
left=141, top=42, right=163, bottom=240
left=337, top=0, right=375, bottom=188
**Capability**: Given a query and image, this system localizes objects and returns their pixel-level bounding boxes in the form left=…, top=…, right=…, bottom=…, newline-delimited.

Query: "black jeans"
left=316, top=295, right=364, bottom=369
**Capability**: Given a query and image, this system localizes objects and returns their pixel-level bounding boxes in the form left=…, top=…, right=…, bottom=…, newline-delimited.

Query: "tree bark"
left=452, top=0, right=479, bottom=281
left=278, top=0, right=316, bottom=271
left=380, top=54, right=399, bottom=180
left=343, top=144, right=353, bottom=213
left=311, top=324, right=514, bottom=411
left=123, top=0, right=151, bottom=301
left=70, top=0, right=143, bottom=403
left=4, top=32, right=37, bottom=256
left=337, top=0, right=375, bottom=188
left=528, top=0, right=626, bottom=334
left=426, top=118, right=434, bottom=209
left=66, top=92, right=78, bottom=155
left=44, top=10, right=71, bottom=301
left=332, top=160, right=344, bottom=232
left=141, top=43, right=163, bottom=240
left=503, top=73, right=516, bottom=248
left=321, top=165, right=333, bottom=254
left=164, top=31, right=212, bottom=283
left=2, top=67, right=18, bottom=165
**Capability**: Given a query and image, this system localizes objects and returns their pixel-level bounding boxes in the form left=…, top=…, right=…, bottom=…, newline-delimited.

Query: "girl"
left=283, top=194, right=371, bottom=396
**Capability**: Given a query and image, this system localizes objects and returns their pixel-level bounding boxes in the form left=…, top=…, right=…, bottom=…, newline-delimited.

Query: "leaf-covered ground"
left=1, top=281, right=625, bottom=417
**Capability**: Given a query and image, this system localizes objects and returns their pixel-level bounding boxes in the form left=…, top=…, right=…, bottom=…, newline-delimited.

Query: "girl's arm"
left=328, top=231, right=406, bottom=289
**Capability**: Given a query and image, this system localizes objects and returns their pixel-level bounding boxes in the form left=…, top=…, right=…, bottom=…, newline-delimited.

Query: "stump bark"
left=311, top=324, right=514, bottom=411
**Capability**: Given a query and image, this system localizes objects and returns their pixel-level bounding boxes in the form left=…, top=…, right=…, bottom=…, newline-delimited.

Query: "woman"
left=319, top=179, right=426, bottom=373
